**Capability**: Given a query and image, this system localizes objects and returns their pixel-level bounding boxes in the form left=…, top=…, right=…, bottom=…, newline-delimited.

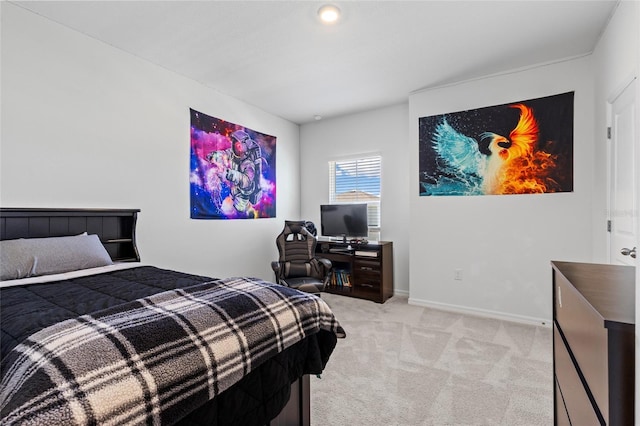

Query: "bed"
left=0, top=208, right=345, bottom=426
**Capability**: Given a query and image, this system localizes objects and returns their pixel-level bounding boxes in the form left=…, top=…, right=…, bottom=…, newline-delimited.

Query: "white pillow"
left=0, top=234, right=113, bottom=281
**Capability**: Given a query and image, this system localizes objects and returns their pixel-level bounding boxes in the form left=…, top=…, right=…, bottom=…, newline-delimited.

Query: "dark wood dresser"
left=552, top=261, right=635, bottom=425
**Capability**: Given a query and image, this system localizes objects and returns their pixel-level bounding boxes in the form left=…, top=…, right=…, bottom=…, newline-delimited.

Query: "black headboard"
left=0, top=208, right=140, bottom=262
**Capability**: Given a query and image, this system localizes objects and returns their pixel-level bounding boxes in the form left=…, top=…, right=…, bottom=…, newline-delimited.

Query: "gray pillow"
left=0, top=234, right=113, bottom=281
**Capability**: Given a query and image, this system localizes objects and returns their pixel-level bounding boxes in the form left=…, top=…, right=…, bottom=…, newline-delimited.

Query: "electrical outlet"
left=454, top=269, right=463, bottom=280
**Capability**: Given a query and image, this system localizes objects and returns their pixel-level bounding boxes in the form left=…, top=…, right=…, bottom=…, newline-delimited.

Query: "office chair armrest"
left=316, top=257, right=332, bottom=272
left=271, top=261, right=285, bottom=285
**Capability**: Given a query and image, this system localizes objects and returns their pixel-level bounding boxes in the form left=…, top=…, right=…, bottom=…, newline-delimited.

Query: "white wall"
left=2, top=2, right=635, bottom=323
left=0, top=3, right=300, bottom=280
left=300, top=103, right=411, bottom=295
left=408, top=57, right=595, bottom=323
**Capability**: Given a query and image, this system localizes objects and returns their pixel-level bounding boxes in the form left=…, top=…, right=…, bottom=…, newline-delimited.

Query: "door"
left=609, top=78, right=637, bottom=266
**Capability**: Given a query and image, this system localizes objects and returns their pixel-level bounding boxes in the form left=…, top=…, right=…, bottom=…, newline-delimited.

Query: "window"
left=329, top=155, right=381, bottom=239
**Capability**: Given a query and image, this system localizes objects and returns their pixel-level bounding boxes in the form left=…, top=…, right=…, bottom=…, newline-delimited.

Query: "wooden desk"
left=316, top=241, right=393, bottom=303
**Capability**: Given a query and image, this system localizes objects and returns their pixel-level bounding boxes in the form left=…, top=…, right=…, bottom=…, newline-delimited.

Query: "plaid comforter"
left=0, top=277, right=344, bottom=426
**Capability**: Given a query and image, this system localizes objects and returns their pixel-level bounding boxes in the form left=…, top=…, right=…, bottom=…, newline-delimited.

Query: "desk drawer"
left=554, top=271, right=608, bottom=420
left=554, top=325, right=601, bottom=425
left=353, top=258, right=381, bottom=271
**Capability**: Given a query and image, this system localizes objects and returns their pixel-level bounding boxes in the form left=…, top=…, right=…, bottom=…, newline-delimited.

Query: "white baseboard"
left=407, top=297, right=552, bottom=328
left=393, top=288, right=409, bottom=297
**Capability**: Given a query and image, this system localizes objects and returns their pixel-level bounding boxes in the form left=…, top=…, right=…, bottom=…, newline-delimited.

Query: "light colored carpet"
left=311, top=293, right=553, bottom=426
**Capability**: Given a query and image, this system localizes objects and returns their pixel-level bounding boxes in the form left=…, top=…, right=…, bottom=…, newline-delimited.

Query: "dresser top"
left=552, top=261, right=636, bottom=326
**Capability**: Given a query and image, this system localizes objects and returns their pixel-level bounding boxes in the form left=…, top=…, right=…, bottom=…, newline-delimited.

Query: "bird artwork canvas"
left=418, top=92, right=574, bottom=196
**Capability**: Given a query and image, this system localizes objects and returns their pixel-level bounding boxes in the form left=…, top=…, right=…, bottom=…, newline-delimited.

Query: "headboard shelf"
left=0, top=208, right=141, bottom=262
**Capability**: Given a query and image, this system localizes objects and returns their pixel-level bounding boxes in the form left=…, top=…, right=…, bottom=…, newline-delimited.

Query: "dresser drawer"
left=554, top=270, right=608, bottom=420
left=553, top=325, right=601, bottom=425
left=554, top=377, right=570, bottom=426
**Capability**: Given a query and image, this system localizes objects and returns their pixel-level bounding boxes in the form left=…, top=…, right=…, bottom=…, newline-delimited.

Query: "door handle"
left=620, top=247, right=636, bottom=259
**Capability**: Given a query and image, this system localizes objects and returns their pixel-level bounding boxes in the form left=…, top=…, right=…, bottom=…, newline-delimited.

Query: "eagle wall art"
left=418, top=92, right=574, bottom=196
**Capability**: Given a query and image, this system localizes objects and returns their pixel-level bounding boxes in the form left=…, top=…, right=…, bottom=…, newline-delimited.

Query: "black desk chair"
left=271, top=221, right=332, bottom=294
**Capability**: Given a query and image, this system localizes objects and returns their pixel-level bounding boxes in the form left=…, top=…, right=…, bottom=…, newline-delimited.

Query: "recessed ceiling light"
left=314, top=115, right=323, bottom=121
left=318, top=4, right=340, bottom=24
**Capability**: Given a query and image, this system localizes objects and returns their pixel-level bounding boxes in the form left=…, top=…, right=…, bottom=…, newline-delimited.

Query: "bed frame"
left=0, top=207, right=310, bottom=426
left=0, top=208, right=140, bottom=262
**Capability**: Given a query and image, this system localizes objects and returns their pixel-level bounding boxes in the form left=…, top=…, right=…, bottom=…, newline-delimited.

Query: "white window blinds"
left=329, top=156, right=381, bottom=229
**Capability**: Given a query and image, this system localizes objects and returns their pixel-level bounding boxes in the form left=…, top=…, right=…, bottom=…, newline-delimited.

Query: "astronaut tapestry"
left=190, top=109, right=276, bottom=219
left=419, top=92, right=574, bottom=196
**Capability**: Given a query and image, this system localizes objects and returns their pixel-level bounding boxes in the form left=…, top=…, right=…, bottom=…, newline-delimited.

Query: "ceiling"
left=13, top=1, right=618, bottom=124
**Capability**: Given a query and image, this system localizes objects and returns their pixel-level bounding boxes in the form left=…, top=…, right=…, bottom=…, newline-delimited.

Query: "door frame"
left=614, top=72, right=640, bottom=422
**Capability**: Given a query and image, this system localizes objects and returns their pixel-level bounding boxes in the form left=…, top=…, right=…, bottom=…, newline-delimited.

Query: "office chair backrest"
left=276, top=220, right=317, bottom=277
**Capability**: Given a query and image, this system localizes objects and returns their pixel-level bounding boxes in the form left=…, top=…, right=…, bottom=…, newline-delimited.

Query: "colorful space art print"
left=190, top=109, right=276, bottom=219
left=418, top=92, right=574, bottom=196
